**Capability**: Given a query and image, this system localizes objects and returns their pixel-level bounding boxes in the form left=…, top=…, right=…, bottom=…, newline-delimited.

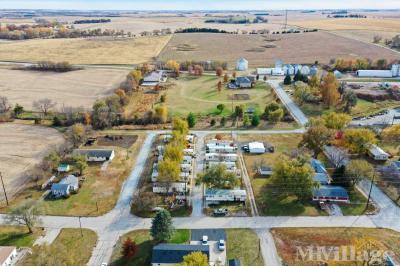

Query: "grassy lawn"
left=0, top=226, right=42, bottom=247
left=341, top=187, right=375, bottom=215
left=1, top=131, right=145, bottom=216
left=226, top=229, right=264, bottom=266
left=110, top=229, right=190, bottom=266
left=272, top=227, right=400, bottom=266
left=239, top=134, right=326, bottom=216
left=164, top=75, right=274, bottom=116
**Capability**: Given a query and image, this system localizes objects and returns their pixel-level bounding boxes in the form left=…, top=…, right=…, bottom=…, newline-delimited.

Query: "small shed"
left=257, top=166, right=272, bottom=176
left=57, top=163, right=70, bottom=173
left=236, top=58, right=248, bottom=71
left=333, top=70, right=343, bottom=79
left=248, top=142, right=266, bottom=154
left=368, top=144, right=389, bottom=161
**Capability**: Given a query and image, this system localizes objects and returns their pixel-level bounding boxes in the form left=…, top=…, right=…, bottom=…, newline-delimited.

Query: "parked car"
left=218, top=240, right=225, bottom=251
left=213, top=208, right=228, bottom=217
left=202, top=235, right=208, bottom=245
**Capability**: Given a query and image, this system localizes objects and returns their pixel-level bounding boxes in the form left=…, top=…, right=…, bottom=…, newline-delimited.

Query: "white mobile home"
left=368, top=144, right=389, bottom=161
left=205, top=153, right=238, bottom=162
left=74, top=149, right=115, bottom=162
left=152, top=182, right=188, bottom=193
left=356, top=70, right=393, bottom=78
left=205, top=189, right=247, bottom=203
left=206, top=144, right=237, bottom=154
left=207, top=161, right=237, bottom=170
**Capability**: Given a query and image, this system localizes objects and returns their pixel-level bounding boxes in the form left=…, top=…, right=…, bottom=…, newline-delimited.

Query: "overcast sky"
left=1, top=0, right=400, bottom=10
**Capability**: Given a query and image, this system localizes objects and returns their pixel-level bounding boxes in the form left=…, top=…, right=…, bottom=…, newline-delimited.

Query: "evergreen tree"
left=187, top=112, right=196, bottom=128
left=283, top=74, right=292, bottom=85
left=251, top=114, right=260, bottom=126
left=150, top=209, right=175, bottom=242
left=294, top=70, right=302, bottom=82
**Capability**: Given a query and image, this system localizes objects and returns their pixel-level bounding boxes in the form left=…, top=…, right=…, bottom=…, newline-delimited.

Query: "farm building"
left=74, top=149, right=115, bottom=162
left=312, top=185, right=350, bottom=203
left=57, top=163, right=70, bottom=173
left=368, top=144, right=389, bottom=161
left=236, top=58, right=248, bottom=71
left=0, top=246, right=17, bottom=266
left=248, top=142, right=266, bottom=154
left=256, top=67, right=284, bottom=76
left=151, top=244, right=209, bottom=266
left=228, top=76, right=255, bottom=89
left=205, top=189, right=247, bottom=203
left=356, top=64, right=400, bottom=78
left=141, top=70, right=167, bottom=87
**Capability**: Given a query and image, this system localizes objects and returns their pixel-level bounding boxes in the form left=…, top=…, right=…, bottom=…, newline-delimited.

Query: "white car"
left=218, top=239, right=225, bottom=251
left=202, top=235, right=208, bottom=245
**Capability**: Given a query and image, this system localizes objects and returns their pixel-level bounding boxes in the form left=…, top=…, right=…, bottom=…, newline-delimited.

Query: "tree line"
left=73, top=19, right=111, bottom=24
left=330, top=58, right=400, bottom=72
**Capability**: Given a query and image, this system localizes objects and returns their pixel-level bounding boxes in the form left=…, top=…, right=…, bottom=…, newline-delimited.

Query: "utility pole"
left=365, top=170, right=376, bottom=212
left=285, top=10, right=288, bottom=30
left=78, top=216, right=83, bottom=237
left=0, top=172, right=9, bottom=206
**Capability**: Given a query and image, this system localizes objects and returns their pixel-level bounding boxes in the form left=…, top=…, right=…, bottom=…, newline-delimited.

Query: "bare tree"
left=6, top=200, right=41, bottom=233
left=33, top=98, right=56, bottom=116
left=324, top=146, right=349, bottom=168
left=0, top=96, right=10, bottom=113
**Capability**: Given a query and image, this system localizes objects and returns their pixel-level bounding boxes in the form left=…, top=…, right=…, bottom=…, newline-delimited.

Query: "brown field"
left=158, top=32, right=400, bottom=68
left=0, top=35, right=170, bottom=64
left=0, top=123, right=65, bottom=200
left=272, top=228, right=400, bottom=266
left=0, top=67, right=128, bottom=109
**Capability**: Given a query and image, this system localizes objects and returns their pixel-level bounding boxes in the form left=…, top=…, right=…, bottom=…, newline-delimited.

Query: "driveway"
left=256, top=229, right=281, bottom=266
left=267, top=79, right=309, bottom=126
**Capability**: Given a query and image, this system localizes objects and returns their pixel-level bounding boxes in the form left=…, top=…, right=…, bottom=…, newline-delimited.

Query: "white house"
left=248, top=142, right=266, bottom=154
left=60, top=175, right=79, bottom=191
left=74, top=149, right=115, bottom=162
left=205, top=189, right=247, bottom=203
left=368, top=144, right=389, bottom=161
left=207, top=161, right=237, bottom=171
left=0, top=246, right=17, bottom=266
left=356, top=70, right=393, bottom=78
left=236, top=58, right=248, bottom=71
left=141, top=70, right=167, bottom=87
left=205, top=153, right=238, bottom=162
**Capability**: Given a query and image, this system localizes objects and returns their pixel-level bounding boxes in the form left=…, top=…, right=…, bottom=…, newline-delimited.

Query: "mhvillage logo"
left=295, top=238, right=394, bottom=264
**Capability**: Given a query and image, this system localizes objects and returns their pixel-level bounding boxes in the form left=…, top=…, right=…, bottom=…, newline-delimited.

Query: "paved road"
left=267, top=80, right=309, bottom=127
left=256, top=229, right=281, bottom=266
left=191, top=133, right=205, bottom=217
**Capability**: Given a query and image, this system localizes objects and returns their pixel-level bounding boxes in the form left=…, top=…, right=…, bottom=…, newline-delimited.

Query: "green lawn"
left=164, top=75, right=274, bottom=116
left=110, top=229, right=190, bottom=266
left=0, top=226, right=42, bottom=247
left=226, top=229, right=264, bottom=266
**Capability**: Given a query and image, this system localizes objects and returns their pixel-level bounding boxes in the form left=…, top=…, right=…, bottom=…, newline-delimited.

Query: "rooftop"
left=0, top=246, right=16, bottom=265
left=313, top=185, right=349, bottom=199
left=74, top=149, right=114, bottom=158
left=151, top=244, right=209, bottom=264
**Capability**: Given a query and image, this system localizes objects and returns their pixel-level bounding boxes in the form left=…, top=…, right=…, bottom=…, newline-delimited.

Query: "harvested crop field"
left=0, top=68, right=128, bottom=109
left=158, top=32, right=400, bottom=67
left=0, top=35, right=171, bottom=64
left=0, top=123, right=65, bottom=201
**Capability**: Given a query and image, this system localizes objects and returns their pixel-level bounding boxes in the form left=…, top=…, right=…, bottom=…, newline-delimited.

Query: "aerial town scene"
left=0, top=0, right=400, bottom=265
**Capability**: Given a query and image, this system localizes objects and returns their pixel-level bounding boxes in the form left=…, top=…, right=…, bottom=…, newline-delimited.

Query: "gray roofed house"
left=60, top=175, right=79, bottom=191
left=74, top=149, right=115, bottom=162
left=229, top=76, right=255, bottom=89
left=142, top=71, right=167, bottom=87
left=51, top=183, right=72, bottom=198
left=151, top=244, right=209, bottom=265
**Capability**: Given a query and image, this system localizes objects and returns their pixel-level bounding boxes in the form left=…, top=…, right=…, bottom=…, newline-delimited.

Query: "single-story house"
left=256, top=68, right=285, bottom=76
left=152, top=182, right=188, bottom=194
left=312, top=185, right=350, bottom=203
left=60, top=175, right=79, bottom=191
left=228, top=76, right=255, bottom=89
left=248, top=142, right=266, bottom=154
left=206, top=145, right=237, bottom=154
left=57, top=163, right=70, bottom=173
left=0, top=246, right=17, bottom=266
left=51, top=183, right=72, bottom=198
left=257, top=166, right=272, bottom=177
left=151, top=244, right=209, bottom=266
left=74, top=149, right=115, bottom=162
left=142, top=71, right=167, bottom=87
left=205, top=189, right=247, bottom=203
left=368, top=144, right=389, bottom=161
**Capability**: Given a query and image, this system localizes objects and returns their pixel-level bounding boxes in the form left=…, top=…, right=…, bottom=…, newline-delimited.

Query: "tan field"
left=0, top=123, right=65, bottom=200
left=0, top=67, right=128, bottom=110
left=158, top=32, right=400, bottom=67
left=0, top=35, right=171, bottom=64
